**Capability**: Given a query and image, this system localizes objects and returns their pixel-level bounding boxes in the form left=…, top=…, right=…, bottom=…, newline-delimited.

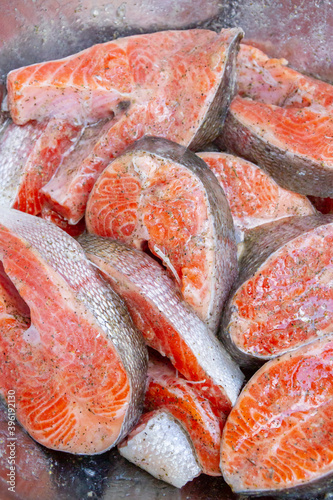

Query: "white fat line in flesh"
left=153, top=245, right=181, bottom=286
left=60, top=124, right=86, bottom=162
left=111, top=90, right=133, bottom=99
left=0, top=312, right=25, bottom=322
left=184, top=379, right=206, bottom=384
left=264, top=408, right=329, bottom=469
left=22, top=324, right=41, bottom=346
left=234, top=214, right=294, bottom=235
left=23, top=62, right=44, bottom=86
left=237, top=389, right=329, bottom=452
left=252, top=60, right=279, bottom=88
left=132, top=156, right=158, bottom=188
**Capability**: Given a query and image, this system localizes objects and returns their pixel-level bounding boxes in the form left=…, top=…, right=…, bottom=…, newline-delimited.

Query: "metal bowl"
left=0, top=1, right=332, bottom=499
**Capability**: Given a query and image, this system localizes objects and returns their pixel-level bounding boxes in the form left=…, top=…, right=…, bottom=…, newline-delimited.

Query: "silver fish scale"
left=0, top=208, right=147, bottom=444
left=0, top=122, right=44, bottom=207
left=80, top=235, right=244, bottom=405
left=118, top=411, right=201, bottom=488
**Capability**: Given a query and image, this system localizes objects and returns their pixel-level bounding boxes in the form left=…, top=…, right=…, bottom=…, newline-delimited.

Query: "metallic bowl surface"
left=0, top=0, right=332, bottom=82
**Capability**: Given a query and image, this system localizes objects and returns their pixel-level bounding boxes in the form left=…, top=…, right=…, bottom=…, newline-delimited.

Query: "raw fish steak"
left=0, top=209, right=147, bottom=454
left=118, top=410, right=201, bottom=488
left=7, top=29, right=242, bottom=133
left=221, top=334, right=333, bottom=497
left=236, top=44, right=333, bottom=110
left=144, top=356, right=224, bottom=476
left=220, top=214, right=333, bottom=367
left=219, top=96, right=333, bottom=197
left=79, top=234, right=243, bottom=414
left=86, top=136, right=238, bottom=334
left=0, top=119, right=81, bottom=215
left=217, top=44, right=333, bottom=197
left=8, top=28, right=243, bottom=224
left=40, top=118, right=111, bottom=221
left=198, top=152, right=315, bottom=241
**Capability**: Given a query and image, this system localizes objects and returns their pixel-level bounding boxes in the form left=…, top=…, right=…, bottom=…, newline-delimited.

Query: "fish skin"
left=0, top=118, right=81, bottom=215
left=144, top=356, right=224, bottom=476
left=0, top=85, right=9, bottom=129
left=8, top=28, right=242, bottom=225
left=188, top=28, right=243, bottom=150
left=220, top=214, right=333, bottom=368
left=79, top=233, right=244, bottom=413
left=86, top=136, right=238, bottom=335
left=221, top=333, right=333, bottom=498
left=0, top=121, right=47, bottom=208
left=197, top=152, right=315, bottom=242
left=0, top=208, right=147, bottom=454
left=219, top=96, right=333, bottom=197
left=118, top=410, right=202, bottom=488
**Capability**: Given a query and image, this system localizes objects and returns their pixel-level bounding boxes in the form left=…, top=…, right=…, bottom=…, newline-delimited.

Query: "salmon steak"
left=217, top=44, right=333, bottom=197
left=144, top=356, right=225, bottom=476
left=79, top=234, right=243, bottom=414
left=40, top=118, right=112, bottom=222
left=7, top=29, right=242, bottom=131
left=8, top=28, right=243, bottom=224
left=118, top=409, right=202, bottom=488
left=198, top=151, right=315, bottom=241
left=219, top=96, right=333, bottom=197
left=0, top=208, right=147, bottom=454
left=0, top=118, right=81, bottom=215
left=221, top=334, right=333, bottom=497
left=236, top=44, right=333, bottom=109
left=86, top=136, right=238, bottom=334
left=220, top=214, right=333, bottom=367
